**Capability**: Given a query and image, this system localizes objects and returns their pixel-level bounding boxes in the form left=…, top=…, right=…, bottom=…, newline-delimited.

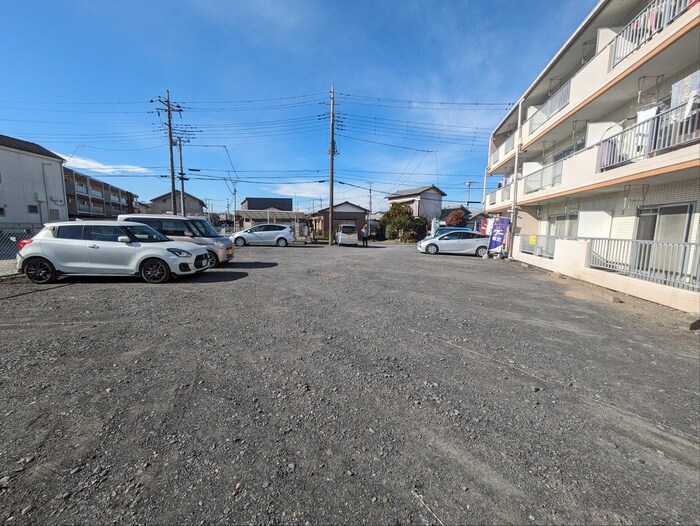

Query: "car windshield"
left=188, top=219, right=221, bottom=237
left=124, top=224, right=170, bottom=242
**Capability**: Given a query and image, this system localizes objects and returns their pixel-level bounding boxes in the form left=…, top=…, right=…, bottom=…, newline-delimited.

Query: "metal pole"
left=328, top=85, right=335, bottom=245
left=508, top=99, right=524, bottom=255
left=166, top=90, right=177, bottom=215
left=178, top=138, right=186, bottom=216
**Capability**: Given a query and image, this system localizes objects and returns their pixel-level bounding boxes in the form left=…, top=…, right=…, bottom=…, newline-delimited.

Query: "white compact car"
left=231, top=224, right=296, bottom=247
left=16, top=221, right=210, bottom=284
left=417, top=230, right=490, bottom=257
left=335, top=224, right=358, bottom=246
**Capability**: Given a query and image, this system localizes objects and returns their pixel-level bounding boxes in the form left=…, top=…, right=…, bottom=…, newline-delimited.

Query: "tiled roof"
left=385, top=185, right=446, bottom=199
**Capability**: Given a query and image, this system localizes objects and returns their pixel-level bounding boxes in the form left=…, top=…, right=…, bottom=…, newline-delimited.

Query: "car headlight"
left=214, top=241, right=225, bottom=247
left=167, top=248, right=192, bottom=257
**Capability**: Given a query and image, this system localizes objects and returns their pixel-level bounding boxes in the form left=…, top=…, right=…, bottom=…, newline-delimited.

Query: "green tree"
left=381, top=203, right=428, bottom=242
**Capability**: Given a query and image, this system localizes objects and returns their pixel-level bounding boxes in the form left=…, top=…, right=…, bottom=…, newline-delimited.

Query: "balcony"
left=611, top=0, right=695, bottom=68
left=599, top=103, right=700, bottom=171
left=520, top=0, right=698, bottom=147
left=77, top=203, right=90, bottom=212
left=528, top=80, right=571, bottom=134
left=588, top=238, right=699, bottom=291
left=90, top=189, right=104, bottom=199
left=75, top=184, right=88, bottom=195
left=488, top=133, right=517, bottom=170
left=523, top=160, right=564, bottom=195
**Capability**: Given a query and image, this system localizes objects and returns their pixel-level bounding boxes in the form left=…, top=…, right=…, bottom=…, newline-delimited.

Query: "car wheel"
left=234, top=237, right=246, bottom=246
left=476, top=246, right=488, bottom=257
left=24, top=257, right=57, bottom=284
left=206, top=251, right=218, bottom=268
left=140, top=258, right=171, bottom=284
left=276, top=238, right=288, bottom=247
left=426, top=244, right=439, bottom=255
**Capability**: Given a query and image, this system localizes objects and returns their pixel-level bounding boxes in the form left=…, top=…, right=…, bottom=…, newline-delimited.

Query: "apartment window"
left=27, top=205, right=39, bottom=214
left=49, top=209, right=60, bottom=221
left=547, top=213, right=578, bottom=239
left=637, top=204, right=693, bottom=242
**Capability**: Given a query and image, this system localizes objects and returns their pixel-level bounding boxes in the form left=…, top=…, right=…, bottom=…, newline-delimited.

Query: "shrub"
left=445, top=209, right=468, bottom=227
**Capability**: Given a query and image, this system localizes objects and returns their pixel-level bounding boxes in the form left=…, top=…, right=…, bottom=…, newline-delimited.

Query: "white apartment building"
left=484, top=0, right=700, bottom=313
left=0, top=134, right=68, bottom=229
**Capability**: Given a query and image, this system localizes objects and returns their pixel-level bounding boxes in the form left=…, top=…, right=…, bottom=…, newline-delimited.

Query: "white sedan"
left=417, top=230, right=490, bottom=257
left=16, top=221, right=210, bottom=284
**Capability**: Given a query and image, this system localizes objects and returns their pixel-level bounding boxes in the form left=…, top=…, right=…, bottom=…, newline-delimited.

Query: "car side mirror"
left=117, top=236, right=131, bottom=244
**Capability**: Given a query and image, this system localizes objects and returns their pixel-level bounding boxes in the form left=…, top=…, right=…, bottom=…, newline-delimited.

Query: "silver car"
left=16, top=221, right=210, bottom=284
left=417, top=230, right=490, bottom=257
left=232, top=224, right=296, bottom=247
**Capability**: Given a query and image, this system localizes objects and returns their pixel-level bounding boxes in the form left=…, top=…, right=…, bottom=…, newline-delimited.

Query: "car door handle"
left=88, top=244, right=99, bottom=249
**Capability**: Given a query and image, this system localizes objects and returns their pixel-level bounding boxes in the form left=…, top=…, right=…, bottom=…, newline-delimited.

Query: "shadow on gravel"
left=190, top=270, right=249, bottom=283
left=0, top=282, right=73, bottom=301
left=228, top=261, right=278, bottom=269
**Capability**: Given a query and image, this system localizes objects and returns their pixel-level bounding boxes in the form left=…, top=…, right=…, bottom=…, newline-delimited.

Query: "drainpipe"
left=509, top=99, right=524, bottom=256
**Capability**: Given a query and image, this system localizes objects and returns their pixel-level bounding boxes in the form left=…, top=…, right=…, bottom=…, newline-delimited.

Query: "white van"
left=118, top=214, right=234, bottom=267
left=335, top=224, right=358, bottom=246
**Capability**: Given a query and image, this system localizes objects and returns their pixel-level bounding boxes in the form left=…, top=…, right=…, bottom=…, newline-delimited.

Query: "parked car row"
left=15, top=218, right=300, bottom=285
left=16, top=221, right=210, bottom=284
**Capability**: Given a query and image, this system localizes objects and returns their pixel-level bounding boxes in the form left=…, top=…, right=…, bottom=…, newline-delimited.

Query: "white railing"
left=529, top=80, right=571, bottom=134
left=501, top=183, right=512, bottom=202
left=75, top=184, right=88, bottom=194
left=488, top=191, right=497, bottom=205
left=490, top=149, right=500, bottom=166
left=504, top=133, right=515, bottom=153
left=520, top=235, right=556, bottom=259
left=611, top=0, right=693, bottom=68
left=523, top=160, right=564, bottom=194
left=599, top=103, right=700, bottom=170
left=587, top=238, right=700, bottom=291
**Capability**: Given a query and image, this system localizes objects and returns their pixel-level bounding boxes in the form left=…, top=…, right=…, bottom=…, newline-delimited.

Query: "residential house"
left=440, top=204, right=471, bottom=225
left=240, top=197, right=293, bottom=211
left=386, top=185, right=446, bottom=221
left=484, top=0, right=699, bottom=313
left=64, top=167, right=137, bottom=219
left=308, top=201, right=369, bottom=237
left=148, top=190, right=206, bottom=216
left=0, top=134, right=67, bottom=229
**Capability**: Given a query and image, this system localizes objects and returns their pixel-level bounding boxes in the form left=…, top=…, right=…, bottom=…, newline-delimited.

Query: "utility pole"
left=465, top=181, right=473, bottom=208
left=368, top=182, right=373, bottom=234
left=150, top=90, right=181, bottom=214
left=177, top=138, right=189, bottom=216
left=328, top=85, right=336, bottom=245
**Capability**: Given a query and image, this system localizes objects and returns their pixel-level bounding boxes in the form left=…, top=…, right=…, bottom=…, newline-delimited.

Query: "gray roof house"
left=385, top=185, right=446, bottom=220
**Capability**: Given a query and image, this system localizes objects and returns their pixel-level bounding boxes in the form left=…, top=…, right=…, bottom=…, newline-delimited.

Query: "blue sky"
left=2, top=0, right=597, bottom=214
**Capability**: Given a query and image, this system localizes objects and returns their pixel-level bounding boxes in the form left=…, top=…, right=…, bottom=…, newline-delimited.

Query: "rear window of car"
left=56, top=225, right=84, bottom=239
left=340, top=226, right=356, bottom=234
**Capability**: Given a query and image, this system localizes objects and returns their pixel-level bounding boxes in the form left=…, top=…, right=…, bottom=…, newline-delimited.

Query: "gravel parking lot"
left=1, top=242, right=699, bottom=525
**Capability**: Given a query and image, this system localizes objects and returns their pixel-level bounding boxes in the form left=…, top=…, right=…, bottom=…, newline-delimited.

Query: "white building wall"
left=0, top=147, right=67, bottom=228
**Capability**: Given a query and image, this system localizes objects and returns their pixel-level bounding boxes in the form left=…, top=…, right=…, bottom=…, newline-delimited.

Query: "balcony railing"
left=90, top=189, right=104, bottom=199
left=504, top=133, right=515, bottom=153
left=490, top=149, right=500, bottom=166
left=599, top=103, right=700, bottom=171
left=529, top=80, right=571, bottom=134
left=75, top=184, right=88, bottom=195
left=611, top=0, right=693, bottom=68
left=501, top=183, right=512, bottom=201
left=520, top=235, right=556, bottom=259
left=77, top=203, right=90, bottom=212
left=523, top=160, right=564, bottom=194
left=488, top=191, right=497, bottom=205
left=587, top=238, right=700, bottom=291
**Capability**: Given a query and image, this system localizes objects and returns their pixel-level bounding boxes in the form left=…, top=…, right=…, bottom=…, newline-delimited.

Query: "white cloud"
left=56, top=153, right=151, bottom=175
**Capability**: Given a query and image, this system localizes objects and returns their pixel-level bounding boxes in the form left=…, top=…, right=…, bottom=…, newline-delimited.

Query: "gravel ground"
left=1, top=242, right=699, bottom=525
